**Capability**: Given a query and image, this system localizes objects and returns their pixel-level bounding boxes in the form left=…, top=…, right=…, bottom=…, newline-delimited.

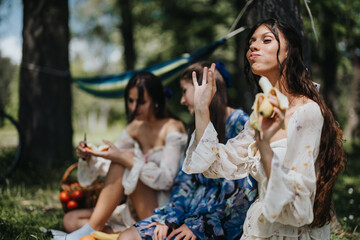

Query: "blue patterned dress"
left=135, top=109, right=258, bottom=240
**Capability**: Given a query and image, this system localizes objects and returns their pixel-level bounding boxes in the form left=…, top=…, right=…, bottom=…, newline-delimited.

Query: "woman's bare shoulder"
left=163, top=118, right=186, bottom=134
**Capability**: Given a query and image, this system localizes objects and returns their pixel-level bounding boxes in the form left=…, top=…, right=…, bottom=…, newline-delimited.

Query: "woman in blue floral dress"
left=117, top=62, right=258, bottom=240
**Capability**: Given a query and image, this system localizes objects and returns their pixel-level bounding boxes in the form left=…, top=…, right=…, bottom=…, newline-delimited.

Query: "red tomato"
left=67, top=200, right=79, bottom=210
left=59, top=191, right=71, bottom=202
left=70, top=182, right=80, bottom=190
left=71, top=189, right=84, bottom=201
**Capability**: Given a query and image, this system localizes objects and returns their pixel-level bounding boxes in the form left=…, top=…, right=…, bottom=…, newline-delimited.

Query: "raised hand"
left=192, top=63, right=217, bottom=113
left=193, top=63, right=217, bottom=142
left=166, top=224, right=197, bottom=240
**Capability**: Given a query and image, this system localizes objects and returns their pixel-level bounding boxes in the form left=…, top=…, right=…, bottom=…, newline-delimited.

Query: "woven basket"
left=60, top=162, right=104, bottom=212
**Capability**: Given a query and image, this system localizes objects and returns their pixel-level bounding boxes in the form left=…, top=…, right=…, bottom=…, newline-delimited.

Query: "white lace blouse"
left=77, top=129, right=187, bottom=231
left=183, top=102, right=330, bottom=239
left=78, top=130, right=187, bottom=192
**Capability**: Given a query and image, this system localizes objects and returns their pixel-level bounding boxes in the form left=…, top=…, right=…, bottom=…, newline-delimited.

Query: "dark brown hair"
left=124, top=71, right=169, bottom=122
left=180, top=61, right=228, bottom=143
left=244, top=19, right=345, bottom=228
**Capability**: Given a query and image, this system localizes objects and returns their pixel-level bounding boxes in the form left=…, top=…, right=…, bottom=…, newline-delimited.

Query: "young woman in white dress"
left=183, top=19, right=345, bottom=239
left=61, top=72, right=187, bottom=240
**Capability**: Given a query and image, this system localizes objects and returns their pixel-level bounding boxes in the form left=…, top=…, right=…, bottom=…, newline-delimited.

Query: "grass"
left=0, top=141, right=359, bottom=239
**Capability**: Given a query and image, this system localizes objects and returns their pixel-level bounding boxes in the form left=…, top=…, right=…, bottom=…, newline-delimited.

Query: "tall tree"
left=344, top=58, right=360, bottom=139
left=117, top=0, right=136, bottom=70
left=314, top=3, right=339, bottom=115
left=20, top=0, right=73, bottom=167
left=0, top=52, right=16, bottom=116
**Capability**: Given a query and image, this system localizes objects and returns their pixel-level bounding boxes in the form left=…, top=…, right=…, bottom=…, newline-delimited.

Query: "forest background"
left=0, top=0, right=359, bottom=239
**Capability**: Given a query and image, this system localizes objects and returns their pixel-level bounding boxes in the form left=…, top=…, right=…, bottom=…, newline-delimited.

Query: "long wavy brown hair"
left=180, top=61, right=228, bottom=143
left=244, top=18, right=346, bottom=228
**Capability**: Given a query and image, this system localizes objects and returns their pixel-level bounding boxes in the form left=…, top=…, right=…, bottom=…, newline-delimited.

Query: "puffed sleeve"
left=140, top=132, right=188, bottom=189
left=122, top=131, right=187, bottom=195
left=77, top=130, right=135, bottom=186
left=262, top=102, right=323, bottom=226
left=182, top=121, right=258, bottom=180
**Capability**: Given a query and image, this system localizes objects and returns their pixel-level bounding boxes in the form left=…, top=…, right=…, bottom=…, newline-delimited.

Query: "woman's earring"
left=155, top=103, right=159, bottom=108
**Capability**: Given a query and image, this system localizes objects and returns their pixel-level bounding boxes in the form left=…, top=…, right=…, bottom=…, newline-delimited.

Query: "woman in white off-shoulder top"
left=183, top=19, right=345, bottom=239
left=61, top=72, right=187, bottom=240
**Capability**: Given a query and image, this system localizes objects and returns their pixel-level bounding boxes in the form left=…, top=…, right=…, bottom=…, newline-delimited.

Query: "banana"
left=91, top=231, right=120, bottom=240
left=258, top=95, right=273, bottom=117
left=249, top=76, right=289, bottom=131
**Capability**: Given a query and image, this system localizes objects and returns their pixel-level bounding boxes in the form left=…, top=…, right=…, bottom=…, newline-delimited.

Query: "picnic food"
left=67, top=200, right=79, bottom=210
left=249, top=76, right=289, bottom=131
left=60, top=182, right=84, bottom=211
left=91, top=231, right=120, bottom=240
left=80, top=235, right=96, bottom=240
left=71, top=189, right=84, bottom=201
left=59, top=191, right=71, bottom=202
left=99, top=145, right=110, bottom=152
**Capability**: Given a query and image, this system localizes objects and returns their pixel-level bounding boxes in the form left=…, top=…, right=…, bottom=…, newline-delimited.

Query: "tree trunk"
left=232, top=1, right=255, bottom=113
left=20, top=0, right=73, bottom=167
left=118, top=0, right=136, bottom=70
left=344, top=59, right=360, bottom=139
left=319, top=5, right=338, bottom=115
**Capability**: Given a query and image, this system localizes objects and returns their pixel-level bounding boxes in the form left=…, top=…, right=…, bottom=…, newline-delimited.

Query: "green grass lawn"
left=0, top=141, right=359, bottom=239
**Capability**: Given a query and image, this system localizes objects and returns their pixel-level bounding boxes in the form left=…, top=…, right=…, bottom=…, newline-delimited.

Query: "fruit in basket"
left=67, top=200, right=79, bottom=210
left=80, top=235, right=96, bottom=240
left=59, top=191, right=71, bottom=202
left=70, top=182, right=81, bottom=190
left=71, top=189, right=84, bottom=201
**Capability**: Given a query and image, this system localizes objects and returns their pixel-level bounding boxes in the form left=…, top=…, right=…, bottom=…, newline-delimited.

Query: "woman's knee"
left=63, top=209, right=92, bottom=232
left=118, top=226, right=141, bottom=240
left=63, top=210, right=79, bottom=232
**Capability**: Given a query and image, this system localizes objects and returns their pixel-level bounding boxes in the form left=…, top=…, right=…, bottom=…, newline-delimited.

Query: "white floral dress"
left=183, top=102, right=330, bottom=240
left=77, top=130, right=188, bottom=232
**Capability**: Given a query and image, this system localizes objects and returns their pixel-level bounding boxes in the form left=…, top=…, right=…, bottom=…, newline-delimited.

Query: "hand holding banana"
left=249, top=76, right=289, bottom=131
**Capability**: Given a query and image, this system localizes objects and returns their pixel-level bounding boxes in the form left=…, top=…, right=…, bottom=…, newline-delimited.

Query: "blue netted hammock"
left=70, top=0, right=258, bottom=99
left=71, top=0, right=253, bottom=99
left=72, top=37, right=227, bottom=98
left=71, top=0, right=317, bottom=99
